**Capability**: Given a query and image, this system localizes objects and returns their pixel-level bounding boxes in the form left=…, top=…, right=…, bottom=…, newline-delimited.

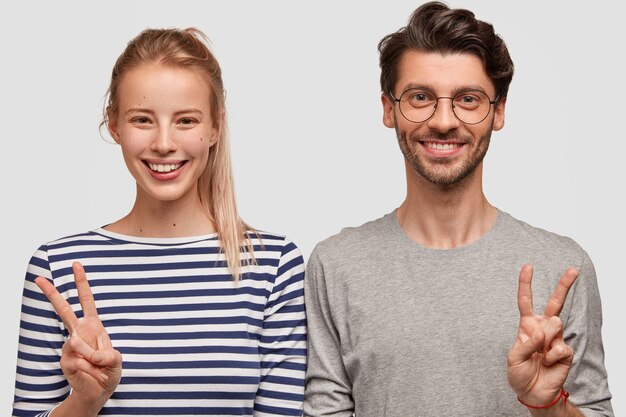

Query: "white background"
left=1, top=1, right=623, bottom=414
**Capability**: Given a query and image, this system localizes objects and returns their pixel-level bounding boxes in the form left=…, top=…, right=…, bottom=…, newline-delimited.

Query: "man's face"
left=382, top=50, right=506, bottom=186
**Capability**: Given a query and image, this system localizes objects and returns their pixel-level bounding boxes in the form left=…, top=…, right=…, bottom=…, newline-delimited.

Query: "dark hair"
left=378, top=1, right=514, bottom=100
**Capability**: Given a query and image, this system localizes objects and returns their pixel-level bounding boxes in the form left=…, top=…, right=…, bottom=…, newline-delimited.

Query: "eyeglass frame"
left=388, top=88, right=500, bottom=125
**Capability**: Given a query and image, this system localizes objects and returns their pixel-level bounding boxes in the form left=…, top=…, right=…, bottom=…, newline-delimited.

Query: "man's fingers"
left=508, top=328, right=545, bottom=367
left=544, top=268, right=578, bottom=317
left=35, top=276, right=79, bottom=333
left=541, top=314, right=572, bottom=368
left=542, top=316, right=563, bottom=352
left=73, top=262, right=98, bottom=318
left=517, top=265, right=534, bottom=317
left=543, top=340, right=574, bottom=367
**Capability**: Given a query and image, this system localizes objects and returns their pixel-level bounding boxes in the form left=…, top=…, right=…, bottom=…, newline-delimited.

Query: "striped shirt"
left=13, top=229, right=306, bottom=417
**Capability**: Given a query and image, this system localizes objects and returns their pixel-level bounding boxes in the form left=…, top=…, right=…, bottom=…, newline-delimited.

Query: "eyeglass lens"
left=398, top=89, right=492, bottom=124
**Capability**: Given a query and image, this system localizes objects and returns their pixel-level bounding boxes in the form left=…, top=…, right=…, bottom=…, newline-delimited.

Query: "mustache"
left=410, top=130, right=470, bottom=143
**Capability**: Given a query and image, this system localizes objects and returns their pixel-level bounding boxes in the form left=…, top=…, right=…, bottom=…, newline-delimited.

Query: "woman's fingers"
left=35, top=276, right=79, bottom=333
left=64, top=334, right=120, bottom=367
left=61, top=334, right=121, bottom=382
left=92, top=349, right=123, bottom=368
left=62, top=354, right=110, bottom=382
left=64, top=333, right=96, bottom=359
left=34, top=262, right=98, bottom=332
left=72, top=262, right=99, bottom=318
left=62, top=338, right=108, bottom=383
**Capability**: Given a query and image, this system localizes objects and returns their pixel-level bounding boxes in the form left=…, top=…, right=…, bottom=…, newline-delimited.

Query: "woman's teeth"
left=148, top=162, right=183, bottom=173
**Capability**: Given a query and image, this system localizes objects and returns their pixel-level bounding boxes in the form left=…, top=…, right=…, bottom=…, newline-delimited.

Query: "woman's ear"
left=209, top=110, right=225, bottom=147
left=107, top=107, right=121, bottom=144
left=209, top=127, right=219, bottom=147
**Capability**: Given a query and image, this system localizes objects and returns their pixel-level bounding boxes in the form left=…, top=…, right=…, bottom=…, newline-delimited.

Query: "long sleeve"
left=13, top=245, right=68, bottom=417
left=564, top=252, right=613, bottom=417
left=254, top=238, right=307, bottom=416
left=303, top=248, right=354, bottom=417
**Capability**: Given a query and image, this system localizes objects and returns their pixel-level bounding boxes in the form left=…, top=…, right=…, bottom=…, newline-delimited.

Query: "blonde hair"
left=103, top=28, right=255, bottom=281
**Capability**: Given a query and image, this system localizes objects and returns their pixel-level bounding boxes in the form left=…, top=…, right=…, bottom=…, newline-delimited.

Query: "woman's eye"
left=178, top=118, right=197, bottom=126
left=131, top=116, right=151, bottom=124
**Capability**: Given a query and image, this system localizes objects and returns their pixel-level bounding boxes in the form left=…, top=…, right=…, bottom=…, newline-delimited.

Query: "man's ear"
left=381, top=93, right=396, bottom=129
left=492, top=96, right=506, bottom=131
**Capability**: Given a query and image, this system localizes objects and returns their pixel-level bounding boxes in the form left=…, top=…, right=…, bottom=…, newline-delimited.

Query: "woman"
left=13, top=28, right=306, bottom=417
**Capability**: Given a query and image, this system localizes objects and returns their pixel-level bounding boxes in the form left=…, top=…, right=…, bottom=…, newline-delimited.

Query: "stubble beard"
left=396, top=128, right=492, bottom=186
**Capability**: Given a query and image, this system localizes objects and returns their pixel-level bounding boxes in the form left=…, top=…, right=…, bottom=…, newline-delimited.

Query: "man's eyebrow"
left=399, top=83, right=490, bottom=96
left=400, top=82, right=437, bottom=93
left=450, top=85, right=490, bottom=97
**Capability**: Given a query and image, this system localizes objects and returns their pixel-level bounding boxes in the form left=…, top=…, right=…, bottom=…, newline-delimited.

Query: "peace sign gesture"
left=507, top=264, right=581, bottom=414
left=35, top=262, right=122, bottom=416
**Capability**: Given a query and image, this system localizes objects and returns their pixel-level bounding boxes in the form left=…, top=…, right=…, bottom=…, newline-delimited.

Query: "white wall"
left=2, top=1, right=623, bottom=414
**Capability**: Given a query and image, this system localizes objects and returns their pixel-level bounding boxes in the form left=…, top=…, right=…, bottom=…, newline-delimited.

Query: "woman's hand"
left=35, top=262, right=122, bottom=413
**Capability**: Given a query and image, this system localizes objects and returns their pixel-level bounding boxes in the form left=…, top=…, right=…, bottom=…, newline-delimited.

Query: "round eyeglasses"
left=390, top=88, right=498, bottom=125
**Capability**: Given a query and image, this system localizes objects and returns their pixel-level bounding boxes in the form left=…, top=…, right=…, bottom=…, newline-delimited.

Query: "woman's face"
left=108, top=64, right=218, bottom=205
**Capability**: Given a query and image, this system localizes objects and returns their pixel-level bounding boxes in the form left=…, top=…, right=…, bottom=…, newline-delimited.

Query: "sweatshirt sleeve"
left=253, top=237, right=307, bottom=416
left=564, top=251, right=614, bottom=417
left=12, top=245, right=69, bottom=417
left=303, top=248, right=354, bottom=417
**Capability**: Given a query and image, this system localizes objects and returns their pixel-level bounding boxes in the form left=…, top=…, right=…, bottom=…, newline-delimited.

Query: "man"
left=303, top=2, right=613, bottom=416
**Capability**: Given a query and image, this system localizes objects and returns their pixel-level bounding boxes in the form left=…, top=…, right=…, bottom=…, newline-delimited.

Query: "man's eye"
left=405, top=90, right=434, bottom=108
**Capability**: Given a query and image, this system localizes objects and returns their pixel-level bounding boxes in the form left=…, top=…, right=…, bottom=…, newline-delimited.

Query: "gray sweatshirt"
left=304, top=210, right=613, bottom=417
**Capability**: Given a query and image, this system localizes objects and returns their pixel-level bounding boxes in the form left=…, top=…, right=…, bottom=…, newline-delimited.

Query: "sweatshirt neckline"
left=93, top=227, right=219, bottom=246
left=386, top=208, right=506, bottom=256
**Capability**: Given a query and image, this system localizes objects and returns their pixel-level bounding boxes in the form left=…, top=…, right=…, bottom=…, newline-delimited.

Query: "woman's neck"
left=105, top=187, right=216, bottom=238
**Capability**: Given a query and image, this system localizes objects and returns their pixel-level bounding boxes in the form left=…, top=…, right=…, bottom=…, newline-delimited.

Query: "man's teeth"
left=148, top=162, right=182, bottom=173
left=425, top=142, right=460, bottom=150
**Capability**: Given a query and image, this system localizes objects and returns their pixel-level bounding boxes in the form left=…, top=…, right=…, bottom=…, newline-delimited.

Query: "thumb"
left=92, top=349, right=123, bottom=368
left=508, top=329, right=545, bottom=367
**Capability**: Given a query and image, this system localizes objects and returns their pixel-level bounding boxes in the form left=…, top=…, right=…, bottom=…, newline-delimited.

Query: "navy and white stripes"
left=13, top=229, right=306, bottom=416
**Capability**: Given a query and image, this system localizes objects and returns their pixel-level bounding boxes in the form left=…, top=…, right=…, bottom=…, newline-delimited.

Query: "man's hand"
left=507, top=265, right=577, bottom=408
